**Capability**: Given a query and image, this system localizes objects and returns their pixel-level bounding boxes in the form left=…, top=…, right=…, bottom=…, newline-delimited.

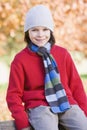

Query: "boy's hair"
left=24, top=31, right=55, bottom=46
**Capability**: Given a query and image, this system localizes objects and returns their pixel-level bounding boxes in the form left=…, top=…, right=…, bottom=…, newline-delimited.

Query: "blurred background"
left=0, top=0, right=87, bottom=121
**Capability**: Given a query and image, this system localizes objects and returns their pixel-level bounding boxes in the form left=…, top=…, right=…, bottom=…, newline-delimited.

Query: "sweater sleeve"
left=6, top=58, right=30, bottom=130
left=66, top=51, right=87, bottom=116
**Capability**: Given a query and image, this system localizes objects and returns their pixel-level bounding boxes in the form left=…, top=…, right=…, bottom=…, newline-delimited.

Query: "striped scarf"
left=28, top=42, right=70, bottom=113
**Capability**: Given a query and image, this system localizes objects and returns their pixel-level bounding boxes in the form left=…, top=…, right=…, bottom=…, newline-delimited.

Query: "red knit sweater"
left=6, top=45, right=87, bottom=130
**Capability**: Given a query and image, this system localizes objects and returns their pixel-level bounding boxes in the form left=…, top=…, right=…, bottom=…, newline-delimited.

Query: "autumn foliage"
left=0, top=0, right=87, bottom=56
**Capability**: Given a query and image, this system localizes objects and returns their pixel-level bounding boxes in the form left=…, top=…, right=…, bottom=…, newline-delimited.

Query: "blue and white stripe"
left=29, top=42, right=71, bottom=113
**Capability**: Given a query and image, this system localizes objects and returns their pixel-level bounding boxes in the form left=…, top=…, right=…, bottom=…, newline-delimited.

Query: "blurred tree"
left=0, top=0, right=87, bottom=57
left=0, top=0, right=30, bottom=56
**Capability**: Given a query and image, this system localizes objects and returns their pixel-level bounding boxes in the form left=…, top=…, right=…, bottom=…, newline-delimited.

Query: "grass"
left=0, top=83, right=7, bottom=91
left=0, top=85, right=12, bottom=121
left=81, top=74, right=87, bottom=79
left=81, top=74, right=87, bottom=93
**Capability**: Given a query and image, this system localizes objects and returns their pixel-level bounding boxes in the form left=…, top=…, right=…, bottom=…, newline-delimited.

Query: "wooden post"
left=0, top=120, right=16, bottom=130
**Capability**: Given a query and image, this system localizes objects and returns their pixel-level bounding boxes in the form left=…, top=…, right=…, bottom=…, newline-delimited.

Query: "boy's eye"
left=43, top=28, right=49, bottom=31
left=31, top=28, right=49, bottom=32
left=31, top=29, right=38, bottom=31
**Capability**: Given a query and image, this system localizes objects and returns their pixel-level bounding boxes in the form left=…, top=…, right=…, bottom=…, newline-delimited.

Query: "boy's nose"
left=37, top=31, right=44, bottom=37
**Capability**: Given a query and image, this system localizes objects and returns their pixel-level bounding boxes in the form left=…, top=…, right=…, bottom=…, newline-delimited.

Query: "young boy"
left=6, top=5, right=87, bottom=130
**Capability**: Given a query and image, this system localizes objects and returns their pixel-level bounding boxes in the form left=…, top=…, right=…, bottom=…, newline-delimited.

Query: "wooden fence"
left=0, top=120, right=65, bottom=130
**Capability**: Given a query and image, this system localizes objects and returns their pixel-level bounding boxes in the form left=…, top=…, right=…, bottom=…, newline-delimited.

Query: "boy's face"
left=28, top=26, right=50, bottom=47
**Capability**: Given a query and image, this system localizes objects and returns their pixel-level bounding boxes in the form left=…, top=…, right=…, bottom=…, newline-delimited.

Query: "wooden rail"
left=0, top=120, right=16, bottom=130
left=0, top=120, right=65, bottom=130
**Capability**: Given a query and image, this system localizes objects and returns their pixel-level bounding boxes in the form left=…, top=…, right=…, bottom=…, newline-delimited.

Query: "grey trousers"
left=27, top=105, right=87, bottom=130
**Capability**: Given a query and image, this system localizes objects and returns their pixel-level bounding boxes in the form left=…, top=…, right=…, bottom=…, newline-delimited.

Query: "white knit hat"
left=24, top=5, right=54, bottom=32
